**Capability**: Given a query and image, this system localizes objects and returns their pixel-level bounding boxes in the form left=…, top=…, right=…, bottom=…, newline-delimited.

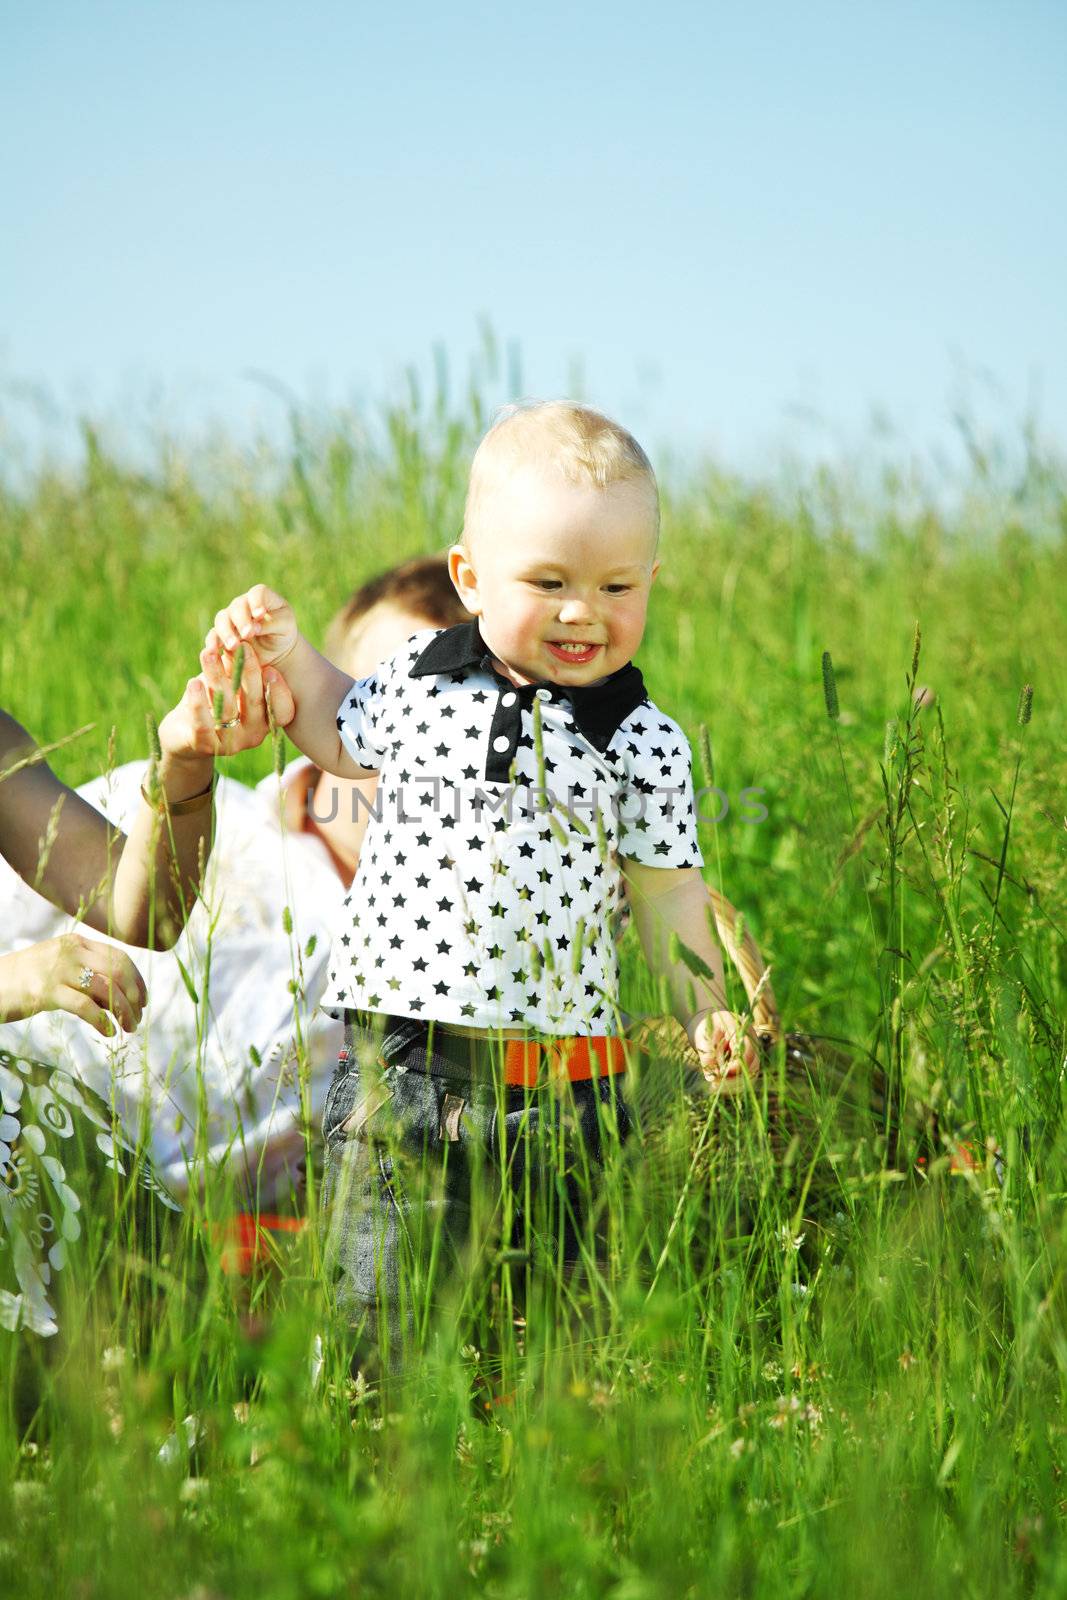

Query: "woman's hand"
left=0, top=933, right=147, bottom=1036
left=158, top=641, right=295, bottom=763
left=693, top=1009, right=762, bottom=1093
left=204, top=584, right=300, bottom=671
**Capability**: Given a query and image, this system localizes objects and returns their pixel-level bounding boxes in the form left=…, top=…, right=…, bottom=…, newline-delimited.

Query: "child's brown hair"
left=324, top=555, right=469, bottom=663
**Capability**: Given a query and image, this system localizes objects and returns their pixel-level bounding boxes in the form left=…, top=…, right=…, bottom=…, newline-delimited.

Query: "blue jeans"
left=321, top=1012, right=633, bottom=1371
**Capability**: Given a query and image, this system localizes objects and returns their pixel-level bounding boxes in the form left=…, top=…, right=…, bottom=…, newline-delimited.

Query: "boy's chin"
left=547, top=663, right=611, bottom=687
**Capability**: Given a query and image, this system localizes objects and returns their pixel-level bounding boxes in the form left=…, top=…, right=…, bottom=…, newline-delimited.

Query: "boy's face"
left=448, top=465, right=661, bottom=689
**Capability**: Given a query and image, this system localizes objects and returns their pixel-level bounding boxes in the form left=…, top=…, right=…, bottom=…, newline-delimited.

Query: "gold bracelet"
left=140, top=774, right=216, bottom=816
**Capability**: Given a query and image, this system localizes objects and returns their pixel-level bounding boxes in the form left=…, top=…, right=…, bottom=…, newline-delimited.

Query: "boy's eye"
left=528, top=580, right=631, bottom=593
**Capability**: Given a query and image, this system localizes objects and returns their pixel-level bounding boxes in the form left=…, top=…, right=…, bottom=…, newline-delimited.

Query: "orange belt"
left=208, top=1212, right=306, bottom=1276
left=499, top=1034, right=630, bottom=1088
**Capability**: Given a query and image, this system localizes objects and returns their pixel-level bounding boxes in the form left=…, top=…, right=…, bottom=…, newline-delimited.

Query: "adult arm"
left=0, top=638, right=302, bottom=949
left=0, top=706, right=215, bottom=948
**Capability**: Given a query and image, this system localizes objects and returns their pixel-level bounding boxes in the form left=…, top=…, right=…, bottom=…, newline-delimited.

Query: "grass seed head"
left=595, top=804, right=609, bottom=861
left=531, top=697, right=549, bottom=804
left=144, top=755, right=162, bottom=807
left=698, top=723, right=714, bottom=786
left=548, top=813, right=569, bottom=848
left=821, top=651, right=839, bottom=721
left=262, top=680, right=287, bottom=775
left=1017, top=683, right=1033, bottom=725
left=883, top=719, right=898, bottom=767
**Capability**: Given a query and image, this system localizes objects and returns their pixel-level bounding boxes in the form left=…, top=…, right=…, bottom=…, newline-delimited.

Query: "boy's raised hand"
left=205, top=584, right=300, bottom=670
left=693, top=1009, right=762, bottom=1094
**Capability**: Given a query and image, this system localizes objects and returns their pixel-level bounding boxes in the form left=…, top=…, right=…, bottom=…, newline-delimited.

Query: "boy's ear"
left=448, top=542, right=481, bottom=613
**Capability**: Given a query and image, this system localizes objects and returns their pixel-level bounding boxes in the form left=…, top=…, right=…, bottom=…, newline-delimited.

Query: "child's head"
left=448, top=401, right=661, bottom=689
left=325, top=556, right=471, bottom=678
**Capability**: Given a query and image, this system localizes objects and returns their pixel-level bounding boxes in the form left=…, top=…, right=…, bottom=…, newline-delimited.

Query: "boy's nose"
left=557, top=596, right=595, bottom=624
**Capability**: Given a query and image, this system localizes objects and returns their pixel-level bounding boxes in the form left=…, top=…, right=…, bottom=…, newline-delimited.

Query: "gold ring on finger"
left=214, top=716, right=241, bottom=731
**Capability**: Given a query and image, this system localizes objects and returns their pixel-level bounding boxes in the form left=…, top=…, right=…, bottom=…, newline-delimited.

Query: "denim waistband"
left=343, top=1010, right=518, bottom=1080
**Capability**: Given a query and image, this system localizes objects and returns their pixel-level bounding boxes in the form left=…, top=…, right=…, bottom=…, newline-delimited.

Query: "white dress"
left=0, top=760, right=348, bottom=1335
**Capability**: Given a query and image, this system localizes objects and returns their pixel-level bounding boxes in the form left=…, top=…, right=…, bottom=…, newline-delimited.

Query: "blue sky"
left=2, top=0, right=1064, bottom=470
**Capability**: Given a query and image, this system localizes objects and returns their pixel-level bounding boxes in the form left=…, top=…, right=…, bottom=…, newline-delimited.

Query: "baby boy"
left=203, top=401, right=760, bottom=1362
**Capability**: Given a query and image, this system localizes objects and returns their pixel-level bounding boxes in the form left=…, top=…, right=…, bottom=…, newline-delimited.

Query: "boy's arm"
left=620, top=859, right=760, bottom=1075
left=205, top=584, right=377, bottom=780
left=255, top=634, right=369, bottom=779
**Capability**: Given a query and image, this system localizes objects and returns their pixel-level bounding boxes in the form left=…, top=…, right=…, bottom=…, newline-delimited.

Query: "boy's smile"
left=448, top=464, right=661, bottom=690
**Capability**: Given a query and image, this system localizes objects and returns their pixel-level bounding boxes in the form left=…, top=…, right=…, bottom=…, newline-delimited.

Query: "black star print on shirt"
left=324, top=625, right=704, bottom=1033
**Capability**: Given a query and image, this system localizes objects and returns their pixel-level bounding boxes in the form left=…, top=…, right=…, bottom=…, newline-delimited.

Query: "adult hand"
left=0, top=932, right=147, bottom=1036
left=204, top=584, right=300, bottom=671
left=157, top=640, right=296, bottom=764
left=693, top=1009, right=762, bottom=1094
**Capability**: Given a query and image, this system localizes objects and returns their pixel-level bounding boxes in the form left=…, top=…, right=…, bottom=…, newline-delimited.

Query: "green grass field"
left=2, top=370, right=1066, bottom=1599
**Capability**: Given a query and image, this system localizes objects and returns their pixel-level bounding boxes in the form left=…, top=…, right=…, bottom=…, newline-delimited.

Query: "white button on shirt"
left=322, top=622, right=704, bottom=1036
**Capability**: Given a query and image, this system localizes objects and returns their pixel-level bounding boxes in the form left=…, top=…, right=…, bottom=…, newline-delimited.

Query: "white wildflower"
left=778, top=1223, right=805, bottom=1253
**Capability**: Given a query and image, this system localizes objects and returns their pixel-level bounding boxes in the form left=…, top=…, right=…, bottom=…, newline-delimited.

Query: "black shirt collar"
left=409, top=620, right=648, bottom=752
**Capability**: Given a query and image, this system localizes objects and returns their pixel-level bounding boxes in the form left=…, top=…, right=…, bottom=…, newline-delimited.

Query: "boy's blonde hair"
left=463, top=400, right=659, bottom=551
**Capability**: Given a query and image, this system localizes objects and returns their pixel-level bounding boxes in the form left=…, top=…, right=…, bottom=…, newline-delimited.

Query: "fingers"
left=183, top=675, right=218, bottom=747
left=82, top=942, right=146, bottom=1027
left=238, top=641, right=265, bottom=721
left=157, top=676, right=212, bottom=762
left=168, top=676, right=220, bottom=758
left=66, top=937, right=146, bottom=1034
left=262, top=666, right=296, bottom=728
left=702, top=1069, right=748, bottom=1098
left=199, top=640, right=239, bottom=712
left=213, top=596, right=257, bottom=653
left=58, top=987, right=119, bottom=1038
left=195, top=640, right=284, bottom=753
left=698, top=1015, right=762, bottom=1089
left=227, top=645, right=272, bottom=750
left=209, top=585, right=286, bottom=653
left=721, top=1032, right=762, bottom=1075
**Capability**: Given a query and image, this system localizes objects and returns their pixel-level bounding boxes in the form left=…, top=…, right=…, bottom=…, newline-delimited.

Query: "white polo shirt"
left=320, top=622, right=704, bottom=1037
